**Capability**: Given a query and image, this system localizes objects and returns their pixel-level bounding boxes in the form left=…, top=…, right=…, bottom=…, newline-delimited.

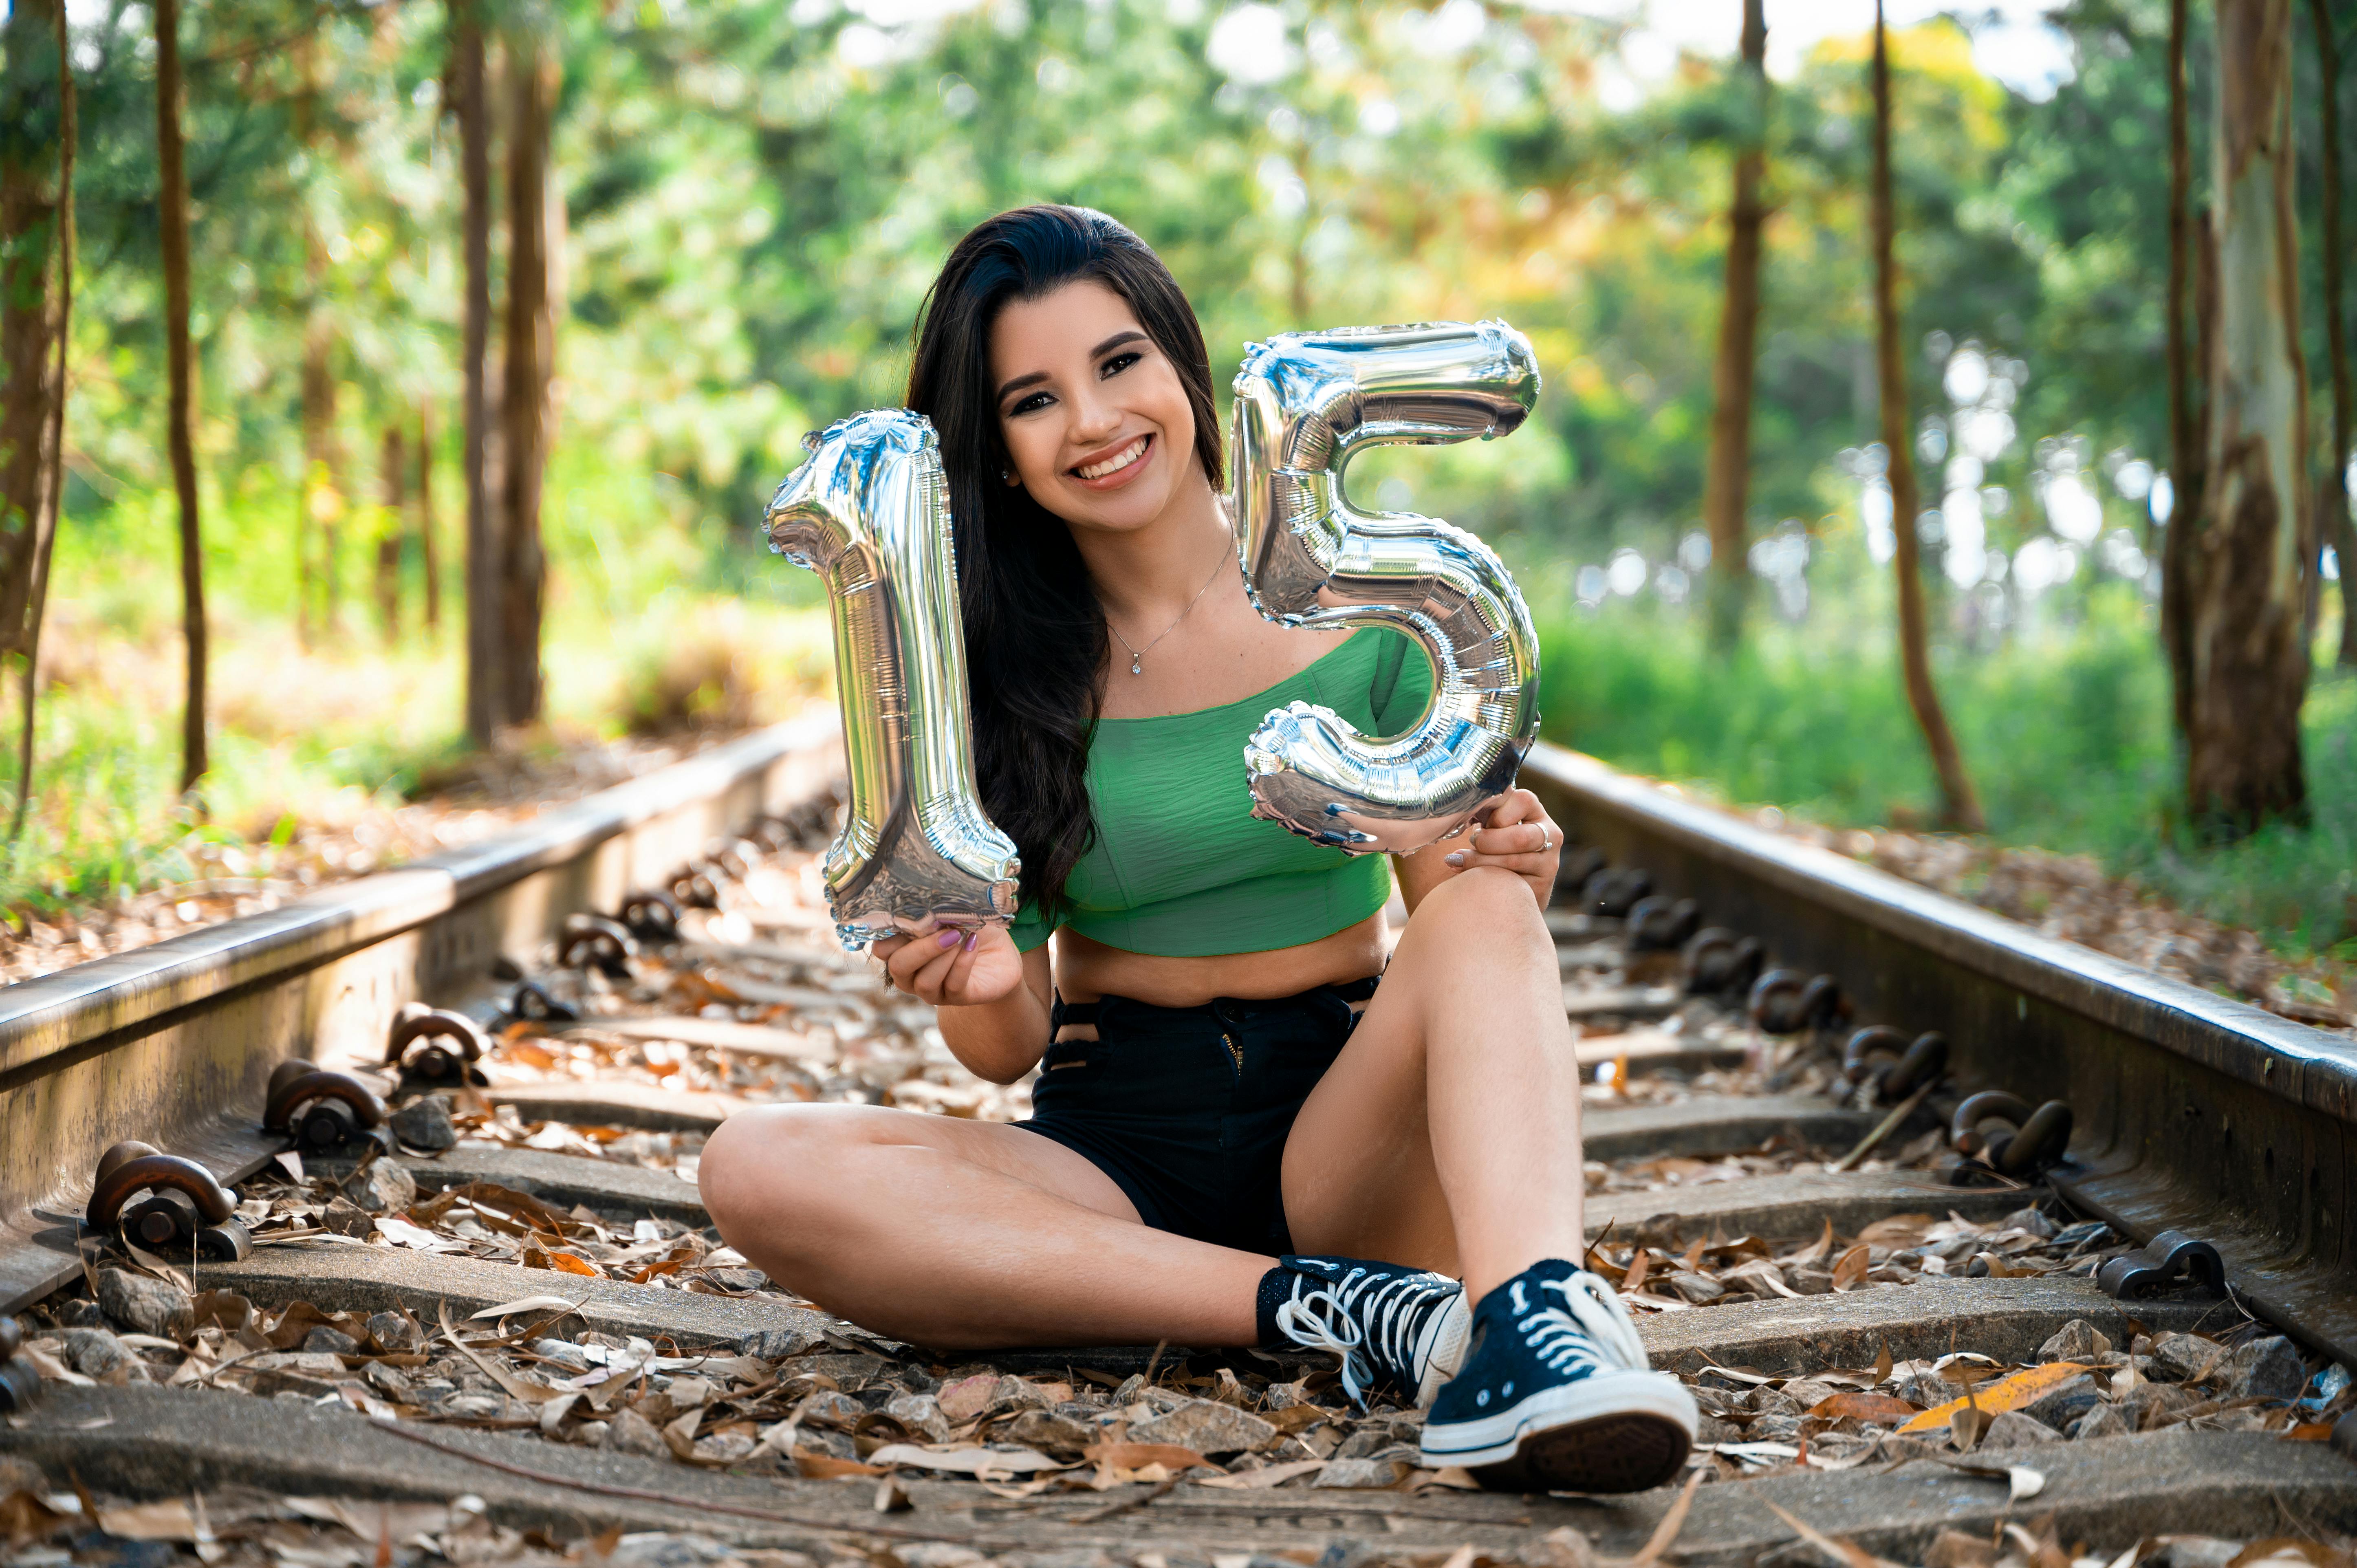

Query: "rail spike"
left=2096, top=1230, right=2226, bottom=1300
left=86, top=1140, right=251, bottom=1261
left=264, top=1059, right=392, bottom=1155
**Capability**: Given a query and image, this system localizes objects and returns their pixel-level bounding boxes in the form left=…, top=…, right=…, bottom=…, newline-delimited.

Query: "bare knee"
left=698, top=1103, right=884, bottom=1249
left=1406, top=866, right=1551, bottom=963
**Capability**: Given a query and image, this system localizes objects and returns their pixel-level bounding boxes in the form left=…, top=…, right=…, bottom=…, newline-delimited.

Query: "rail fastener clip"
left=84, top=1140, right=251, bottom=1261
left=384, top=1004, right=490, bottom=1087
left=2095, top=1229, right=2227, bottom=1301
left=263, top=1059, right=393, bottom=1156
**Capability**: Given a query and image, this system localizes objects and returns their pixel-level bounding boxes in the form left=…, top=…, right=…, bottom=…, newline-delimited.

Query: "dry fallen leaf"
left=1899, top=1362, right=2089, bottom=1434
left=1083, top=1441, right=1212, bottom=1472
left=867, top=1443, right=1068, bottom=1477
left=1855, top=1214, right=1934, bottom=1246
left=468, top=1294, right=585, bottom=1321
left=1784, top=1218, right=1836, bottom=1268
left=92, top=1499, right=205, bottom=1543
left=1936, top=1456, right=2048, bottom=1502
left=1198, top=1459, right=1329, bottom=1490
left=1808, top=1392, right=1920, bottom=1426
left=1949, top=1405, right=1991, bottom=1451
left=436, top=1300, right=557, bottom=1404
left=521, top=1246, right=601, bottom=1277
left=1831, top=1244, right=1871, bottom=1291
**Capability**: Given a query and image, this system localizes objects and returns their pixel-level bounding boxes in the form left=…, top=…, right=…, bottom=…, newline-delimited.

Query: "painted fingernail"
left=937, top=930, right=961, bottom=949
left=963, top=930, right=979, bottom=951
left=1445, top=852, right=1465, bottom=865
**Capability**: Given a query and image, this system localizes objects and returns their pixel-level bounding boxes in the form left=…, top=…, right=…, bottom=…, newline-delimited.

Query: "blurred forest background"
left=1, top=0, right=2352, bottom=968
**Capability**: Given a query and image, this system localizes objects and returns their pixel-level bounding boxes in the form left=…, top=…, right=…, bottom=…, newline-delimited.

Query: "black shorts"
left=1017, top=977, right=1378, bottom=1255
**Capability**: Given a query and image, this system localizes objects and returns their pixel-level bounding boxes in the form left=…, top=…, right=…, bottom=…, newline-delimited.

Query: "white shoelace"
left=1514, top=1270, right=1649, bottom=1379
left=1274, top=1267, right=1453, bottom=1407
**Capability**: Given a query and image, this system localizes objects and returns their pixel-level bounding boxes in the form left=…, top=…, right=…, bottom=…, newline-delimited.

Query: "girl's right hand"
left=871, top=921, right=1025, bottom=1007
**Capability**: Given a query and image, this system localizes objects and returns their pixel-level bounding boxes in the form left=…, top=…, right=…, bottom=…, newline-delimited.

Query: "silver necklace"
left=1107, top=533, right=1234, bottom=676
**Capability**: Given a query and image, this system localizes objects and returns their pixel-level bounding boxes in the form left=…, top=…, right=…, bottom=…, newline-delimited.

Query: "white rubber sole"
left=1420, top=1368, right=1699, bottom=1492
left=1412, top=1291, right=1474, bottom=1407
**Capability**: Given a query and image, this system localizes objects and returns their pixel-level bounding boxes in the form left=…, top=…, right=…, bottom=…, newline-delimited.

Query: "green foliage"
left=1538, top=590, right=2355, bottom=958
left=18, top=0, right=2351, bottom=953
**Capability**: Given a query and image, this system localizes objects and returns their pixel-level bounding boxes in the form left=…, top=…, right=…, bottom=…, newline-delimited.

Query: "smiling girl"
left=700, top=205, right=1698, bottom=1493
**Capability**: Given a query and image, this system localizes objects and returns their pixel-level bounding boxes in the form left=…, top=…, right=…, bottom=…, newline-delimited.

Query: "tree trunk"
left=419, top=400, right=441, bottom=630
left=1872, top=1, right=1984, bottom=833
left=2311, top=0, right=2356, bottom=665
left=498, top=30, right=555, bottom=730
left=156, top=0, right=205, bottom=794
left=0, top=0, right=69, bottom=654
left=1, top=0, right=71, bottom=837
left=2161, top=0, right=2205, bottom=733
left=454, top=0, right=498, bottom=744
left=1701, top=0, right=1768, bottom=651
left=297, top=33, right=338, bottom=644
left=377, top=424, right=403, bottom=639
left=2183, top=0, right=2310, bottom=836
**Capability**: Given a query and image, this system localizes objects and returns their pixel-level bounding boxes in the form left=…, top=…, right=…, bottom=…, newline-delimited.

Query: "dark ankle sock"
left=1255, top=1264, right=1297, bottom=1347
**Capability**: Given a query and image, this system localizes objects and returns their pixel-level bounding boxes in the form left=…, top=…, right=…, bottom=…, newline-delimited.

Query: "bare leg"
left=698, top=1103, right=1267, bottom=1349
left=1282, top=866, right=1586, bottom=1302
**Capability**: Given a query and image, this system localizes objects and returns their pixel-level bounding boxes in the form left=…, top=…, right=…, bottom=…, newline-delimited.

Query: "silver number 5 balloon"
left=764, top=409, right=1021, bottom=947
left=1230, top=320, right=1543, bottom=854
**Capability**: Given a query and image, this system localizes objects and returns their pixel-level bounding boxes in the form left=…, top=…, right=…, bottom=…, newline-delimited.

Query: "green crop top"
left=1007, top=628, right=1434, bottom=958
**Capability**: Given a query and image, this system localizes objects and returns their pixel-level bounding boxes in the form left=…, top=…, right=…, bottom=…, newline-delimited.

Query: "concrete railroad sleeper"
left=0, top=718, right=2350, bottom=1566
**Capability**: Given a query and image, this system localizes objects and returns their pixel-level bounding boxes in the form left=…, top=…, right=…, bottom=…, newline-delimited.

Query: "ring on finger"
left=1539, top=827, right=1551, bottom=852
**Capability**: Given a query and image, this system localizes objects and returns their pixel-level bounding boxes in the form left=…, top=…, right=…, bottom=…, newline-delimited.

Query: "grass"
left=1536, top=581, right=2357, bottom=964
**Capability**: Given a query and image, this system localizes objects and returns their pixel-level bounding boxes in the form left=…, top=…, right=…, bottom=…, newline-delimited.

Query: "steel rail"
left=0, top=713, right=844, bottom=1311
left=3, top=721, right=2348, bottom=1368
left=1520, top=741, right=2357, bottom=1367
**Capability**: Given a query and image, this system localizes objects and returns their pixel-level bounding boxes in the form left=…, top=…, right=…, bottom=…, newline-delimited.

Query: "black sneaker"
left=1419, top=1259, right=1696, bottom=1492
left=1268, top=1255, right=1471, bottom=1408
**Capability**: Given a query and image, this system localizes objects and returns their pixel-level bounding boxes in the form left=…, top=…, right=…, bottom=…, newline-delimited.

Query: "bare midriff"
left=1050, top=911, right=1388, bottom=1010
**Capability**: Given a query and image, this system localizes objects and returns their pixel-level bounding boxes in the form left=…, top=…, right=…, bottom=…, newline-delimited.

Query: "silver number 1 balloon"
left=1230, top=320, right=1543, bottom=854
left=764, top=410, right=1020, bottom=948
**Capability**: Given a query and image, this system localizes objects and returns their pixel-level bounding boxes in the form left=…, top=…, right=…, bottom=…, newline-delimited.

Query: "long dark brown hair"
left=906, top=206, right=1225, bottom=916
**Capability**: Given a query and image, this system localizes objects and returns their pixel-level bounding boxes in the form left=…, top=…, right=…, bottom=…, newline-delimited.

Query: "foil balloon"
left=764, top=409, right=1020, bottom=948
left=1230, top=320, right=1542, bottom=854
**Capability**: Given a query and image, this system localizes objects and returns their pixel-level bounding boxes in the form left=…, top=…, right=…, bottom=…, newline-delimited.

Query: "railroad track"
left=0, top=723, right=2351, bottom=1568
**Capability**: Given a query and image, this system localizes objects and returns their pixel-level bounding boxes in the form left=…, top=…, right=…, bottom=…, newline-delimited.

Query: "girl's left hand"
left=1439, top=787, right=1561, bottom=907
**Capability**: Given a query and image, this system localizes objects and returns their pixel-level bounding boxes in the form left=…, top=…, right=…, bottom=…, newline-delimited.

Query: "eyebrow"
left=994, top=330, right=1152, bottom=406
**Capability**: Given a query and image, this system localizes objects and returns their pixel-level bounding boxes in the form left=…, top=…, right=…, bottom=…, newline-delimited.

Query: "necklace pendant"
left=1130, top=657, right=1143, bottom=675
